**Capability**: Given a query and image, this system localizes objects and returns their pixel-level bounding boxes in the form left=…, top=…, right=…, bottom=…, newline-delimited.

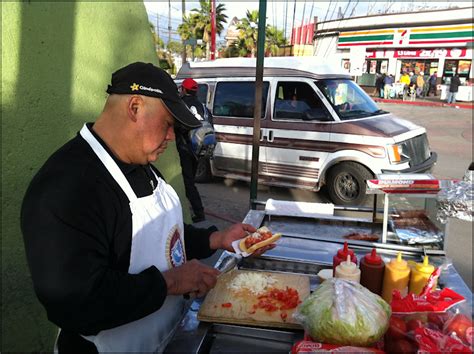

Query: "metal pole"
left=210, top=0, right=216, bottom=60
left=168, top=0, right=172, bottom=46
left=182, top=0, right=187, bottom=64
left=249, top=0, right=267, bottom=209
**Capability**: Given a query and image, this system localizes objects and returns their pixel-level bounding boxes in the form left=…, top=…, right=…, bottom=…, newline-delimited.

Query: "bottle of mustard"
left=382, top=252, right=411, bottom=303
left=409, top=256, right=436, bottom=296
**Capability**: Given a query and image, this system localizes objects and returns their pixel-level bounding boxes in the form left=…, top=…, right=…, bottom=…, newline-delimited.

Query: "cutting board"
left=198, top=269, right=310, bottom=329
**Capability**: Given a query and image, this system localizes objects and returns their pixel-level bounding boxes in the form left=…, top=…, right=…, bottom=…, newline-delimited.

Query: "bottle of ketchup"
left=333, top=242, right=357, bottom=276
left=360, top=248, right=385, bottom=296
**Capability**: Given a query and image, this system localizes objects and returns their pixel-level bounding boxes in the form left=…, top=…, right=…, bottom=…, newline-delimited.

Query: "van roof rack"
left=176, top=57, right=351, bottom=80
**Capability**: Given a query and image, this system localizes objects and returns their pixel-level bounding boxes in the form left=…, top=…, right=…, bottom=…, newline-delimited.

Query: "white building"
left=313, top=6, right=473, bottom=88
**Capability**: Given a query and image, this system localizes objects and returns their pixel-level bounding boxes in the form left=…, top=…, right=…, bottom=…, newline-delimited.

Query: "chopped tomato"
left=253, top=287, right=301, bottom=313
left=244, top=231, right=273, bottom=248
left=280, top=312, right=288, bottom=321
left=221, top=302, right=232, bottom=308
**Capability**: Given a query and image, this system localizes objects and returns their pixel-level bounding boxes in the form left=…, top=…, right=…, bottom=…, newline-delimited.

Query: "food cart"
left=165, top=189, right=473, bottom=352
left=165, top=3, right=472, bottom=350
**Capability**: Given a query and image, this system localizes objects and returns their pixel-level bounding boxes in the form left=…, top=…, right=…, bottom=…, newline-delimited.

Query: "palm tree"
left=193, top=0, right=228, bottom=59
left=178, top=0, right=228, bottom=59
left=265, top=25, right=287, bottom=57
left=177, top=14, right=201, bottom=59
left=236, top=10, right=259, bottom=57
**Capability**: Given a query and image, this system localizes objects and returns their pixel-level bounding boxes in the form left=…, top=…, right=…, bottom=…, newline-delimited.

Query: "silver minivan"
left=176, top=57, right=437, bottom=205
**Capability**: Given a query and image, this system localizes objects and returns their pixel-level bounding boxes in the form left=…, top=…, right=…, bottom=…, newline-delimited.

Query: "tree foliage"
left=226, top=10, right=288, bottom=58
left=177, top=0, right=228, bottom=59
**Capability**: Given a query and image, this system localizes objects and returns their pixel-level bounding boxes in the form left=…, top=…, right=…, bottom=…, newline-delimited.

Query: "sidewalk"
left=372, top=95, right=473, bottom=109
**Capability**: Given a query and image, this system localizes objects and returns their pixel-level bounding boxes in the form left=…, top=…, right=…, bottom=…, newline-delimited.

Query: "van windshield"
left=316, top=79, right=385, bottom=120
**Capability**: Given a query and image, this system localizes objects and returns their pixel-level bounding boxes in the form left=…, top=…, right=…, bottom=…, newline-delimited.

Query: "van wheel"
left=327, top=162, right=373, bottom=206
left=195, top=157, right=212, bottom=183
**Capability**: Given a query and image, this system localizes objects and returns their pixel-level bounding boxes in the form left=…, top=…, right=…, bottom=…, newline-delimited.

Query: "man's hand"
left=208, top=223, right=276, bottom=256
left=162, top=259, right=220, bottom=298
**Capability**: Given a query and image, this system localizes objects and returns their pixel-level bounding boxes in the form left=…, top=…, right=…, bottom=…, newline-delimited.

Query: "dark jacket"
left=175, top=94, right=213, bottom=157
left=449, top=76, right=461, bottom=93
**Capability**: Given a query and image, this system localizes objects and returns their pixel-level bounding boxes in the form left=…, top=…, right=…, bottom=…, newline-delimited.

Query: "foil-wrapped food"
left=391, top=210, right=443, bottom=245
left=437, top=169, right=473, bottom=223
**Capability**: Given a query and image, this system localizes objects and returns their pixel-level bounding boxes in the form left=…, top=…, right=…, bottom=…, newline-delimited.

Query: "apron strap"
left=80, top=124, right=137, bottom=202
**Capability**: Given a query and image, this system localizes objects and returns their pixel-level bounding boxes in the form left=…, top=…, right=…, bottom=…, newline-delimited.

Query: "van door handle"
left=259, top=129, right=266, bottom=142
left=267, top=130, right=274, bottom=142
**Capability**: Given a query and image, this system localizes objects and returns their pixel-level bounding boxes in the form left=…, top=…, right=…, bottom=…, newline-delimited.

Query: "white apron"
left=75, top=124, right=187, bottom=353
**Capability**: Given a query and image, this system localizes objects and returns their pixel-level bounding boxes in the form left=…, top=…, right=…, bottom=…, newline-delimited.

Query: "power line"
left=322, top=0, right=354, bottom=58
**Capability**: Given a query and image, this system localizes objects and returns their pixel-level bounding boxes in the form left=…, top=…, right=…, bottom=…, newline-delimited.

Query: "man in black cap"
left=21, top=62, right=274, bottom=353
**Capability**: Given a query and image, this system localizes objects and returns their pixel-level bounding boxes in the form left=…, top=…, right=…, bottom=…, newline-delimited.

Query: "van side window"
left=213, top=82, right=269, bottom=118
left=273, top=81, right=331, bottom=121
left=197, top=84, right=209, bottom=104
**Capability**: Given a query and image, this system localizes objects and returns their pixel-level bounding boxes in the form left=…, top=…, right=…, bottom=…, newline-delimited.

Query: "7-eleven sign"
left=395, top=29, right=411, bottom=45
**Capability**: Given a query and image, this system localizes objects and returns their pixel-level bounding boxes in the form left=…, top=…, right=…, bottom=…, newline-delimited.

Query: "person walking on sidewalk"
left=399, top=72, right=411, bottom=100
left=447, top=74, right=461, bottom=104
left=176, top=78, right=212, bottom=223
left=376, top=73, right=385, bottom=98
left=416, top=72, right=425, bottom=98
left=383, top=74, right=394, bottom=99
left=428, top=71, right=438, bottom=96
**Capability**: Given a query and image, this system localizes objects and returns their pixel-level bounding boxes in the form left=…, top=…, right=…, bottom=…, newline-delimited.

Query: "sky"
left=143, top=1, right=471, bottom=44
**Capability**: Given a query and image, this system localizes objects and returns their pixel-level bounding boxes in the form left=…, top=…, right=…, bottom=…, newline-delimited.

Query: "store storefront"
left=314, top=7, right=473, bottom=99
left=363, top=48, right=471, bottom=82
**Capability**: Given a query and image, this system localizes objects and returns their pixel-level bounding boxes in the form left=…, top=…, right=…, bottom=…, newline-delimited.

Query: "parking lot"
left=195, top=103, right=473, bottom=289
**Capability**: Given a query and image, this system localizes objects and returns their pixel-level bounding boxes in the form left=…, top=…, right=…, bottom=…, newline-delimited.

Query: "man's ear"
left=127, top=95, right=142, bottom=122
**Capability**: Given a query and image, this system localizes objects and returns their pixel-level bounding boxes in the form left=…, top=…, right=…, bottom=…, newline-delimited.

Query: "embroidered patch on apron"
left=167, top=225, right=186, bottom=268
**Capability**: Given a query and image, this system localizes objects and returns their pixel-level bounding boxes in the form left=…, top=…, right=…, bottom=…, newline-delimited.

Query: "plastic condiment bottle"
left=382, top=252, right=411, bottom=303
left=333, top=242, right=358, bottom=276
left=360, top=248, right=385, bottom=296
left=409, top=256, right=436, bottom=296
left=335, top=255, right=361, bottom=283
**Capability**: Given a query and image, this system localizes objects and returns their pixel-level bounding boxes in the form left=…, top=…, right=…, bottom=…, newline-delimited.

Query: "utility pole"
left=210, top=0, right=216, bottom=60
left=168, top=0, right=172, bottom=47
left=182, top=0, right=186, bottom=64
left=156, top=11, right=160, bottom=41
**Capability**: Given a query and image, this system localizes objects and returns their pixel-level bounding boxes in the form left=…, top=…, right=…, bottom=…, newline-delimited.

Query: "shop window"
left=443, top=60, right=471, bottom=84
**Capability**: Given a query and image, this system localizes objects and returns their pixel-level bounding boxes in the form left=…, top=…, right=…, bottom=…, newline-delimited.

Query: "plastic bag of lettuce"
left=295, top=278, right=391, bottom=347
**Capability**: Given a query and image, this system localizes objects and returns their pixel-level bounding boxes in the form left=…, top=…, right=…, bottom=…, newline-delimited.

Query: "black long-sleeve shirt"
left=21, top=123, right=217, bottom=335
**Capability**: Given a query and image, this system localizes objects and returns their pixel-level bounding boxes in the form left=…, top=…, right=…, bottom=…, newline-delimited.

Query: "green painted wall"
left=2, top=2, right=190, bottom=352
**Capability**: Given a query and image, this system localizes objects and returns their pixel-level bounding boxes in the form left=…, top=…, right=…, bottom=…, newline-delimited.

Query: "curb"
left=373, top=98, right=473, bottom=110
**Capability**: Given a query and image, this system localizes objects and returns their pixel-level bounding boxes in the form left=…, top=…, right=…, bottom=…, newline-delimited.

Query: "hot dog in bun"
left=239, top=226, right=282, bottom=254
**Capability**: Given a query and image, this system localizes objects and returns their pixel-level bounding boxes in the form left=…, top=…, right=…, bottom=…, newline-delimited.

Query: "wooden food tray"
left=198, top=269, right=310, bottom=330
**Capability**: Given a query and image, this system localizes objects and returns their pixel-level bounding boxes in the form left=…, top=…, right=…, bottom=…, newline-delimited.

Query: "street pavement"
left=194, top=102, right=473, bottom=290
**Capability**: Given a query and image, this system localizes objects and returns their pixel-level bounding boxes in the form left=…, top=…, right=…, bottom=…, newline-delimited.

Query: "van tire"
left=326, top=162, right=373, bottom=206
left=195, top=157, right=212, bottom=183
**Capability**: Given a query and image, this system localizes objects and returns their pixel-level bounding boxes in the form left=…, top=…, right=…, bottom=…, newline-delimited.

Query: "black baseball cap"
left=106, top=62, right=202, bottom=129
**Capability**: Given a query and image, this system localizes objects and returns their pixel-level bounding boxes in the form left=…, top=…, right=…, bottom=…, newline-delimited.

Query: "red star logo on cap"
left=130, top=83, right=139, bottom=91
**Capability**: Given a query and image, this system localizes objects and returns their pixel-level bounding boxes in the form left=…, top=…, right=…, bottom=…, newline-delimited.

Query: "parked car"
left=175, top=57, right=437, bottom=206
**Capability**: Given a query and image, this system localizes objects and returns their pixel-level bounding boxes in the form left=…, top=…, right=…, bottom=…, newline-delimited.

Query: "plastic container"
left=409, top=255, right=436, bottom=295
left=332, top=241, right=358, bottom=276
left=360, top=248, right=385, bottom=296
left=382, top=252, right=411, bottom=303
left=335, top=255, right=361, bottom=282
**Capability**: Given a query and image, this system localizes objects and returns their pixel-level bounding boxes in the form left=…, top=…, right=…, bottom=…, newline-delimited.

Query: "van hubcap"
left=335, top=173, right=359, bottom=200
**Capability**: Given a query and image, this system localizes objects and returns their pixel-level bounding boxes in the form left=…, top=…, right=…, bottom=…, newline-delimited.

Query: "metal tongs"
left=184, top=252, right=242, bottom=299
left=216, top=252, right=242, bottom=276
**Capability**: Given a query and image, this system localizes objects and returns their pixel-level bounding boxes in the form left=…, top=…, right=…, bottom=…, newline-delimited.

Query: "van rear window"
left=213, top=82, right=269, bottom=118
